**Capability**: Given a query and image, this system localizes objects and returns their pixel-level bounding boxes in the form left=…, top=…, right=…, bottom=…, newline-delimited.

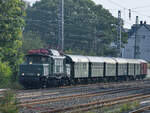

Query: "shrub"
left=0, top=62, right=12, bottom=88
left=0, top=90, right=19, bottom=113
left=120, top=103, right=131, bottom=112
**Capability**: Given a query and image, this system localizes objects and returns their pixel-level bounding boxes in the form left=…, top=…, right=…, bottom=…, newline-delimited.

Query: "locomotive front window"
left=26, top=55, right=48, bottom=64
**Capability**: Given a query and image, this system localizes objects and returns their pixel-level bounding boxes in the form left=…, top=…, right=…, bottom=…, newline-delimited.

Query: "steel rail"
left=129, top=105, right=150, bottom=113
left=17, top=80, right=147, bottom=100
left=40, top=93, right=150, bottom=113
left=19, top=85, right=150, bottom=107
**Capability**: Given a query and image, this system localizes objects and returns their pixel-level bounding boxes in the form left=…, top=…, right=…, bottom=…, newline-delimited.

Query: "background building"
left=123, top=21, right=150, bottom=61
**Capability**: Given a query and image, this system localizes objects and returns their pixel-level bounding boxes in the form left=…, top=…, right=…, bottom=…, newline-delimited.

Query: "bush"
left=120, top=102, right=131, bottom=112
left=9, top=81, right=23, bottom=90
left=0, top=90, right=19, bottom=113
left=0, top=62, right=12, bottom=88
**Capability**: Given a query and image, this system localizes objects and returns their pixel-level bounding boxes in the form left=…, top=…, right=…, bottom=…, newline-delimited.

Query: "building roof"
left=129, top=22, right=150, bottom=36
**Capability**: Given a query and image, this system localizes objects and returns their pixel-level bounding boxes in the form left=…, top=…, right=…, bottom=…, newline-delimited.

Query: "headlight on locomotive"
left=22, top=73, right=24, bottom=76
left=37, top=73, right=40, bottom=76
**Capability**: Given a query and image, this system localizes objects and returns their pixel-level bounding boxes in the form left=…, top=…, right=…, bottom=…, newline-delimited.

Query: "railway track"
left=41, top=93, right=150, bottom=113
left=19, top=85, right=150, bottom=107
left=17, top=80, right=149, bottom=99
left=19, top=84, right=150, bottom=113
left=129, top=105, right=150, bottom=113
left=2, top=80, right=150, bottom=113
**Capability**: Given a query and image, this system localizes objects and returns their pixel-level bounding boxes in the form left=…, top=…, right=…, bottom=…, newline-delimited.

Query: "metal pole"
left=134, top=16, right=138, bottom=59
left=58, top=0, right=64, bottom=52
left=118, top=10, right=122, bottom=57
left=61, top=0, right=64, bottom=52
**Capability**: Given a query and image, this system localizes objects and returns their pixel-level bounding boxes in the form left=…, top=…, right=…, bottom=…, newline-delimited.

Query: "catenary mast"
left=58, top=0, right=64, bottom=52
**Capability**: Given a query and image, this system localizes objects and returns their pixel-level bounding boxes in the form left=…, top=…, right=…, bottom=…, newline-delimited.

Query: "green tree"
left=22, top=32, right=46, bottom=54
left=25, top=0, right=127, bottom=56
left=0, top=0, right=26, bottom=81
left=0, top=61, right=12, bottom=88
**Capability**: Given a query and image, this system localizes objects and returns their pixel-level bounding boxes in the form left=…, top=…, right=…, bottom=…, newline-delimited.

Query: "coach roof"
left=66, top=55, right=89, bottom=63
left=87, top=56, right=116, bottom=63
left=113, top=58, right=128, bottom=63
left=126, top=59, right=140, bottom=64
left=138, top=59, right=147, bottom=63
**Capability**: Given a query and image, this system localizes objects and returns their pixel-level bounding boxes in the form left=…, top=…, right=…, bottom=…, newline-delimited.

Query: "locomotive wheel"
left=62, top=78, right=70, bottom=86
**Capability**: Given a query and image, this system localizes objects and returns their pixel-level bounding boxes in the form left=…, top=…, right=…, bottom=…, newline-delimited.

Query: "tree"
left=22, top=32, right=46, bottom=54
left=0, top=0, right=26, bottom=81
left=25, top=0, right=127, bottom=56
left=0, top=61, right=12, bottom=88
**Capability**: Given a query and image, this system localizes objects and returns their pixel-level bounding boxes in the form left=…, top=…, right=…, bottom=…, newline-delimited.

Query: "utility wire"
left=131, top=5, right=150, bottom=9
left=106, top=0, right=128, bottom=10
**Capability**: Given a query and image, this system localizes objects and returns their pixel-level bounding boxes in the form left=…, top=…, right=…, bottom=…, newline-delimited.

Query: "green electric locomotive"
left=19, top=49, right=66, bottom=88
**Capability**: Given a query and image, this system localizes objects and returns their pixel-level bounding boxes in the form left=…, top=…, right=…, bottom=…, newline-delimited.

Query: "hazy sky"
left=25, top=0, right=150, bottom=28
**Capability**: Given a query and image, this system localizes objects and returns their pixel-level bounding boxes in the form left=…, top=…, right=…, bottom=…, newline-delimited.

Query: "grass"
left=0, top=90, right=19, bottom=113
left=75, top=100, right=140, bottom=113
left=0, top=80, right=23, bottom=90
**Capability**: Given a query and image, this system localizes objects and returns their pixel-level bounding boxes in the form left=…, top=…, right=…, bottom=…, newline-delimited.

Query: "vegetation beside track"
left=77, top=100, right=140, bottom=113
left=0, top=90, right=19, bottom=113
left=0, top=0, right=25, bottom=89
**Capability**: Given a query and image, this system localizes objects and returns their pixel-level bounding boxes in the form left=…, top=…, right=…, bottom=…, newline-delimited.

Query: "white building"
left=123, top=21, right=150, bottom=61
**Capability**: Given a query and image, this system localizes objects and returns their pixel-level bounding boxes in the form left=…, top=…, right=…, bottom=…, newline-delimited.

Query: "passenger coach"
left=138, top=59, right=147, bottom=79
left=126, top=59, right=141, bottom=80
left=87, top=57, right=116, bottom=81
left=65, top=55, right=89, bottom=84
left=113, top=58, right=128, bottom=80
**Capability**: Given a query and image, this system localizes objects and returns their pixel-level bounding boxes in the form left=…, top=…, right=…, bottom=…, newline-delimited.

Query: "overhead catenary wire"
left=96, top=0, right=150, bottom=27
left=106, top=0, right=128, bottom=10
left=131, top=5, right=150, bottom=10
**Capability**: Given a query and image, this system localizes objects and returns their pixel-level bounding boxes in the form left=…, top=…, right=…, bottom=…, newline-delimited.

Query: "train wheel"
left=65, top=79, right=70, bottom=86
left=71, top=79, right=76, bottom=85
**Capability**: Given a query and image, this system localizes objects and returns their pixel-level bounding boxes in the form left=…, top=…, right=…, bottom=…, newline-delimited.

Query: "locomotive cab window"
left=26, top=55, right=49, bottom=64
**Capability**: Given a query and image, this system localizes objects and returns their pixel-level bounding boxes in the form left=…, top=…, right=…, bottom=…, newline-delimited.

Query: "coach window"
left=95, top=63, right=97, bottom=70
left=83, top=63, right=87, bottom=69
left=75, top=63, right=78, bottom=70
left=99, top=63, right=102, bottom=70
